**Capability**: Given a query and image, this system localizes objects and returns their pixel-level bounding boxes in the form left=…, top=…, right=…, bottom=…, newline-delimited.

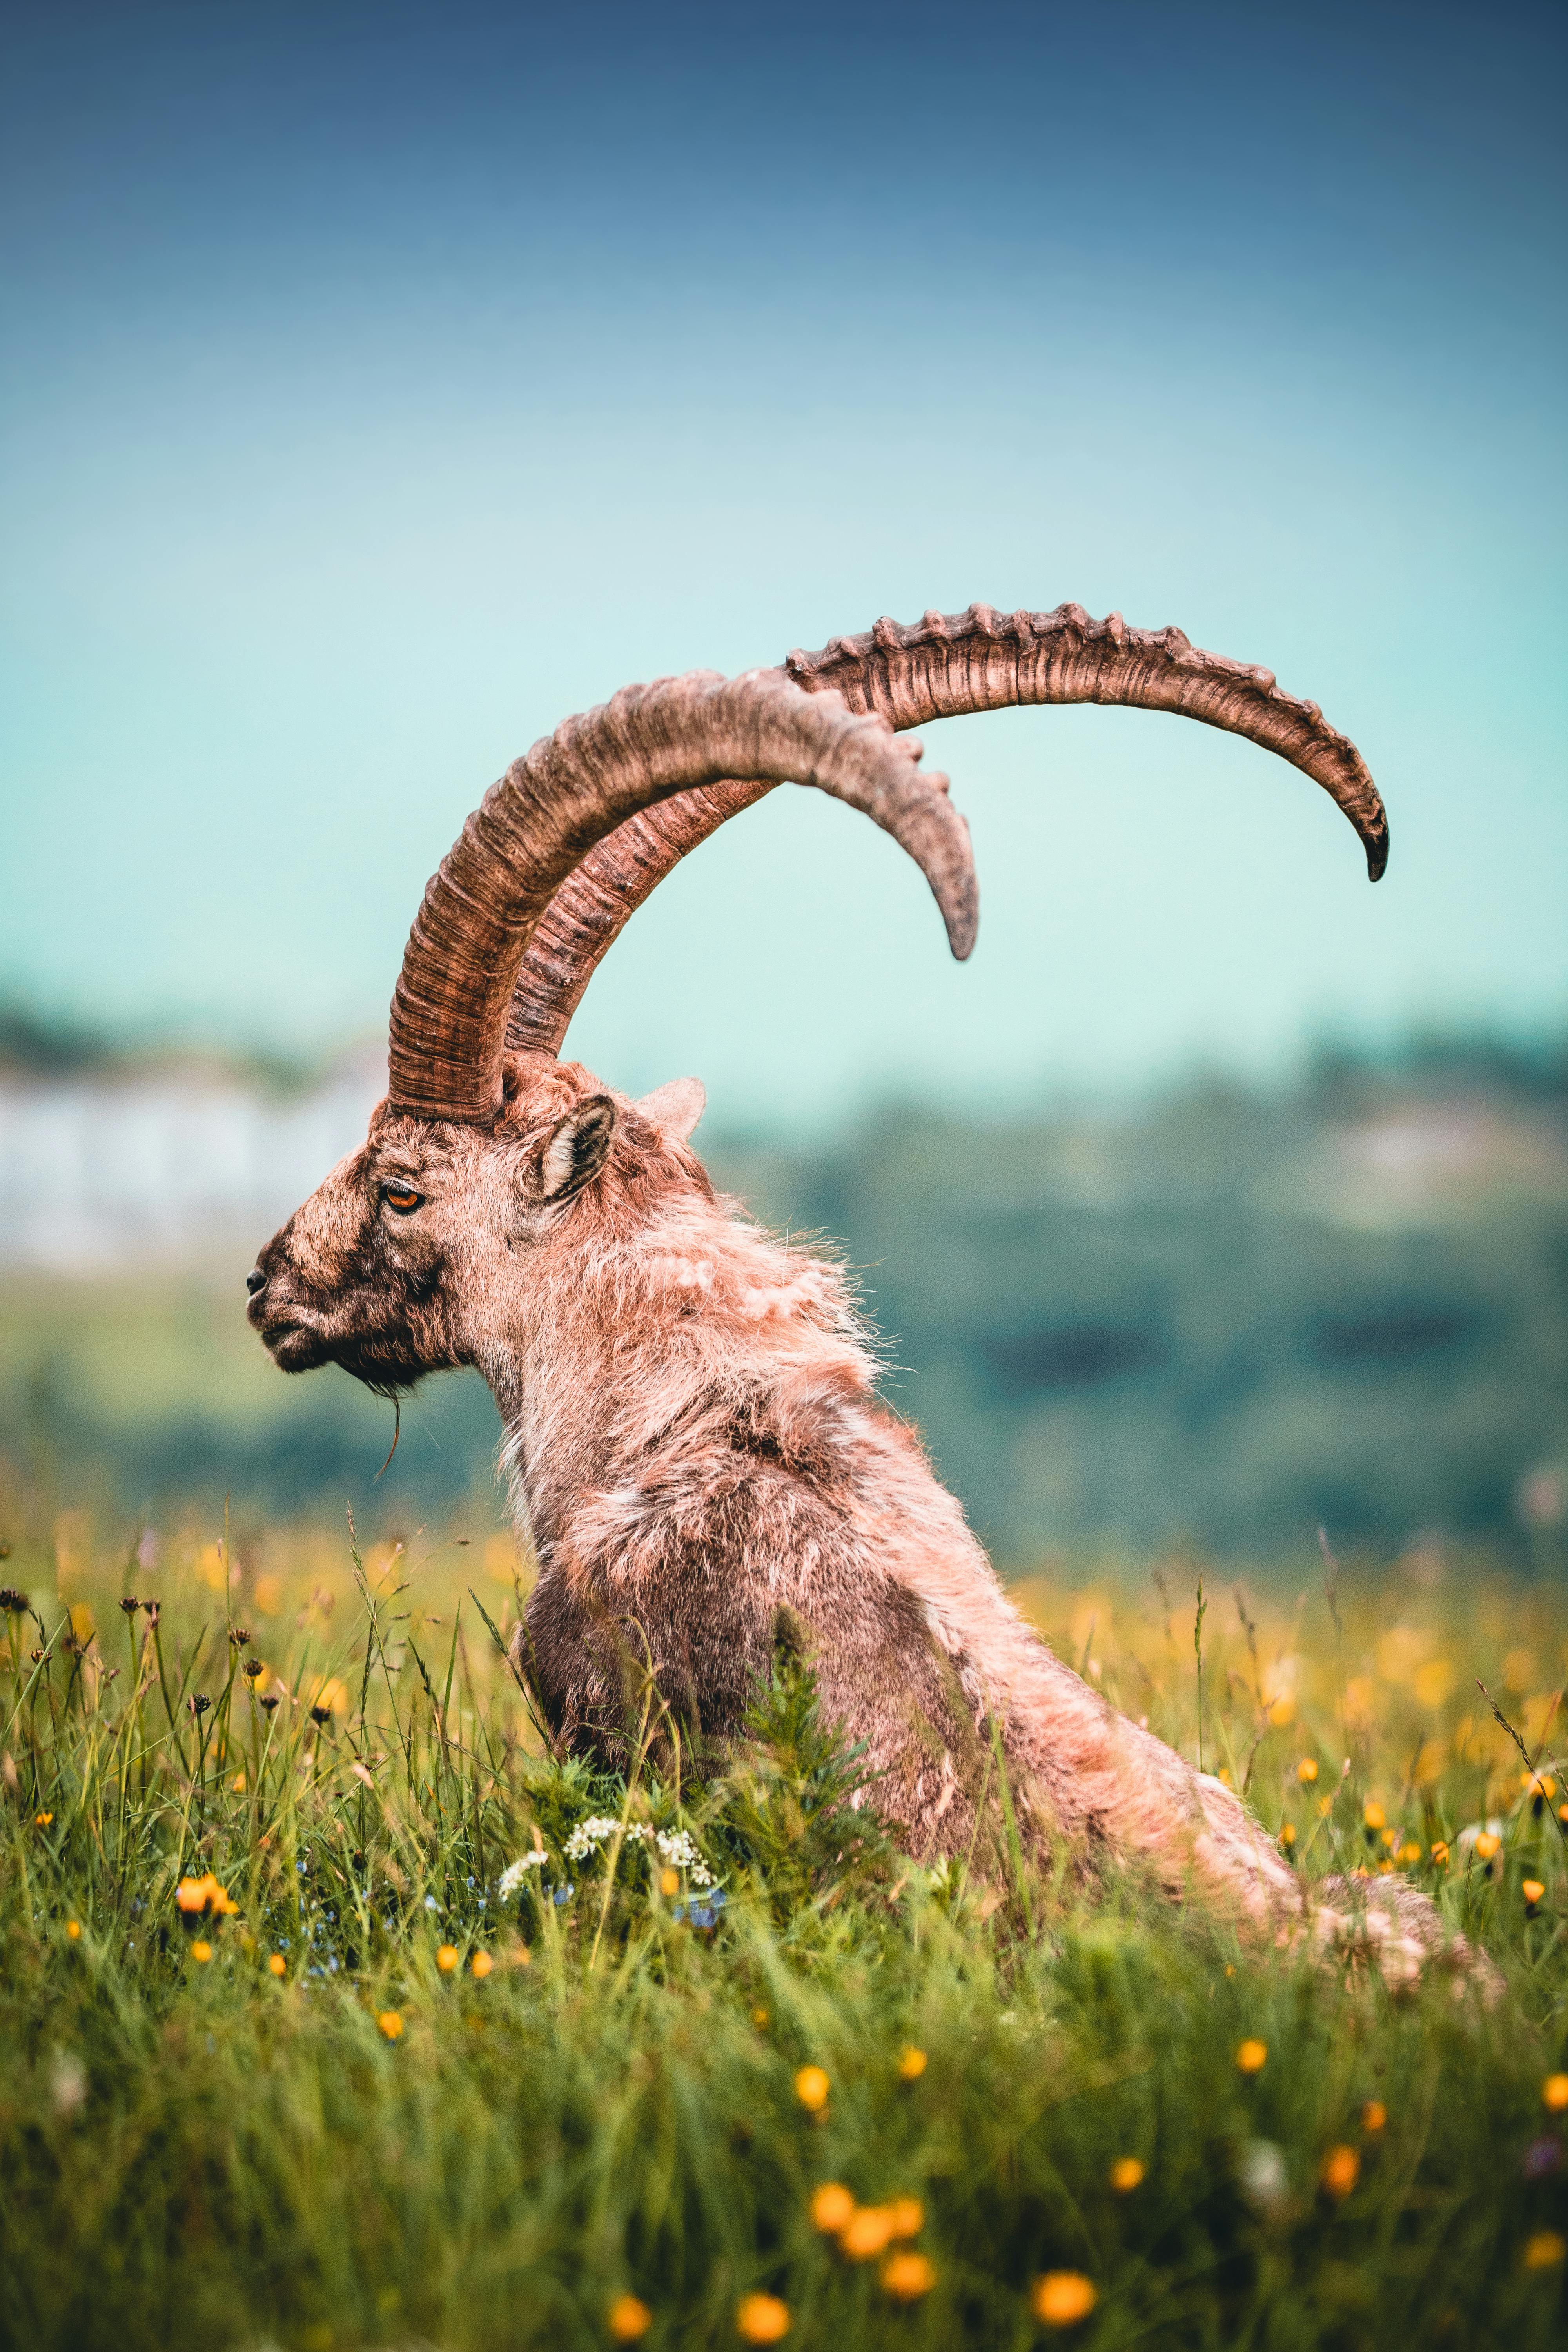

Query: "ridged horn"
left=387, top=668, right=975, bottom=1123
left=505, top=601, right=1387, bottom=1058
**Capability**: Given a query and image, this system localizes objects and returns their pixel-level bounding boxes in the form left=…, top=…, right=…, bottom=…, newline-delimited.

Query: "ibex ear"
left=535, top=1095, right=617, bottom=1202
left=634, top=1076, right=706, bottom=1143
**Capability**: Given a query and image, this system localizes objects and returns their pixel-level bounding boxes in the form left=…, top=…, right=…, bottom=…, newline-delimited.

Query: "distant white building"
left=0, top=1046, right=386, bottom=1270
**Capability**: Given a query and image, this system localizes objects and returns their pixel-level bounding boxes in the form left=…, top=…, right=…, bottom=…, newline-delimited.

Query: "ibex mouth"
left=252, top=1310, right=333, bottom=1374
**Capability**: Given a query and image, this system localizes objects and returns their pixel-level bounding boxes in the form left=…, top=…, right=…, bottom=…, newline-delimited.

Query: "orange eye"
left=382, top=1183, right=423, bottom=1215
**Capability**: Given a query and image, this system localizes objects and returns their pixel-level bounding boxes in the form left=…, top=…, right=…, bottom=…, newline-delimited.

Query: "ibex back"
left=249, top=603, right=1468, bottom=1977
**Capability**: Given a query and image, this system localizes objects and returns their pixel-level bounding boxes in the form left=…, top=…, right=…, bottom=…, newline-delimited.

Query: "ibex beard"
left=249, top=603, right=1476, bottom=1985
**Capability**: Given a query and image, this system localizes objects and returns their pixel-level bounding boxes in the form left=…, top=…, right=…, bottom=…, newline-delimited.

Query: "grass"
left=1, top=1497, right=1566, bottom=2350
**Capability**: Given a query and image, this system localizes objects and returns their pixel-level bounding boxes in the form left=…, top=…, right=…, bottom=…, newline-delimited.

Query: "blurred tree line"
left=1, top=1029, right=1563, bottom=1567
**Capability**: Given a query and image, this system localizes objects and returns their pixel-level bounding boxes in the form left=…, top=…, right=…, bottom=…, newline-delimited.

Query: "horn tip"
left=944, top=894, right=979, bottom=961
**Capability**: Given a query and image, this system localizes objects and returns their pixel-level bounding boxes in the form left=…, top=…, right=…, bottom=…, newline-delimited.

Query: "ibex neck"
left=481, top=1192, right=878, bottom=1573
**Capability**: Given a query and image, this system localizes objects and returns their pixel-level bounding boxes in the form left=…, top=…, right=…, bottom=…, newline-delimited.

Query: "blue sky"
left=3, top=0, right=1563, bottom=1124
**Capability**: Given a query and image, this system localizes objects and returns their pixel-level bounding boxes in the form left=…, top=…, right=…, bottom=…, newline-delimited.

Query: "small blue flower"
left=552, top=1883, right=576, bottom=1906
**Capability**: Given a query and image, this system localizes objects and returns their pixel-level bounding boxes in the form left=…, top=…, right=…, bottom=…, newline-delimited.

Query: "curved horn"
left=388, top=669, right=975, bottom=1123
left=505, top=601, right=1388, bottom=1058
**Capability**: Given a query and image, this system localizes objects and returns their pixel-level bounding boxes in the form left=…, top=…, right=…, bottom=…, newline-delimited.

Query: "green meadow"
left=1, top=1495, right=1565, bottom=2351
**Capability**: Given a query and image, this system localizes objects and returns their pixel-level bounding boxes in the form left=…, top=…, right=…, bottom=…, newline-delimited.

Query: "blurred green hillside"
left=1, top=1035, right=1564, bottom=1564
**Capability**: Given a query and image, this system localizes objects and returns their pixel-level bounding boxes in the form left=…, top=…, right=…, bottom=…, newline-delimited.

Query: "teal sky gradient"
left=2, top=0, right=1564, bottom=1124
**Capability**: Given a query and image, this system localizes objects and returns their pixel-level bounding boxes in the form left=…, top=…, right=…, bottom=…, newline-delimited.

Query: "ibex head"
left=247, top=1053, right=706, bottom=1390
left=248, top=605, right=1387, bottom=1390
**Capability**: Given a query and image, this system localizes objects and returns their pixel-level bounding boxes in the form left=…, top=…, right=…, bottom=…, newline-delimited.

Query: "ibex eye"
left=381, top=1183, right=423, bottom=1215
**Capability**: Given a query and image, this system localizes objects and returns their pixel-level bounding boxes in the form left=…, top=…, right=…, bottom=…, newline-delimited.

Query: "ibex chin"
left=249, top=602, right=1467, bottom=1978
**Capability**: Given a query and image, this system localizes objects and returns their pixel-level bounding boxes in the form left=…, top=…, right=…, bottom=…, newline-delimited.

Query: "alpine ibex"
left=249, top=602, right=1462, bottom=1973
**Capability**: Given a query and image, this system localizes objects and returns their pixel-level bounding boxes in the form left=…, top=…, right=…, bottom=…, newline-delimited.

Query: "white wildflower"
left=497, top=1852, right=550, bottom=1900
left=655, top=1828, right=714, bottom=1888
left=564, top=1814, right=624, bottom=1864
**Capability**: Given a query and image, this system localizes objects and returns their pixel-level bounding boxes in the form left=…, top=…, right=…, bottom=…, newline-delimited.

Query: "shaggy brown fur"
left=250, top=1053, right=1474, bottom=1982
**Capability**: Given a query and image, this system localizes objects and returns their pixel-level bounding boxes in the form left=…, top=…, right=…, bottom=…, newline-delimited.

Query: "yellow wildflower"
left=751, top=2007, right=769, bottom=2029
left=840, top=2206, right=895, bottom=2260
left=436, top=1944, right=459, bottom=1973
left=735, top=2291, right=791, bottom=2343
left=1109, top=2156, right=1145, bottom=2192
left=190, top=1940, right=212, bottom=1964
left=1431, top=1841, right=1450, bottom=1865
left=1362, top=2100, right=1387, bottom=2132
left=1279, top=1823, right=1296, bottom=1846
left=1236, top=2038, right=1268, bottom=2074
left=661, top=1867, right=680, bottom=1898
left=1363, top=1802, right=1385, bottom=1831
left=34, top=1812, right=53, bottom=1826
left=880, top=2251, right=936, bottom=2300
left=377, top=2009, right=404, bottom=2041
left=1523, top=1879, right=1545, bottom=1906
left=1543, top=2074, right=1568, bottom=2112
left=1399, top=1842, right=1421, bottom=1864
left=471, top=1951, right=494, bottom=1980
left=793, top=2065, right=829, bottom=2113
left=65, top=1921, right=81, bottom=1942
left=1526, top=1772, right=1558, bottom=1799
left=1319, top=2145, right=1359, bottom=2198
left=887, top=2196, right=924, bottom=2239
left=1296, top=1758, right=1319, bottom=1784
left=608, top=2293, right=652, bottom=2342
left=175, top=1872, right=237, bottom=1916
left=1524, top=2231, right=1564, bottom=2270
left=809, top=2183, right=855, bottom=2234
left=1032, top=2272, right=1097, bottom=2327
left=269, top=1953, right=287, bottom=1977
left=1318, top=1796, right=1334, bottom=1817
left=898, top=2045, right=927, bottom=2080
left=1474, top=1832, right=1501, bottom=1861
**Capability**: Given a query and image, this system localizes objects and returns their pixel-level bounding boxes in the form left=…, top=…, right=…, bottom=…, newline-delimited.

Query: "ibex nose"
left=246, top=1267, right=267, bottom=1297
